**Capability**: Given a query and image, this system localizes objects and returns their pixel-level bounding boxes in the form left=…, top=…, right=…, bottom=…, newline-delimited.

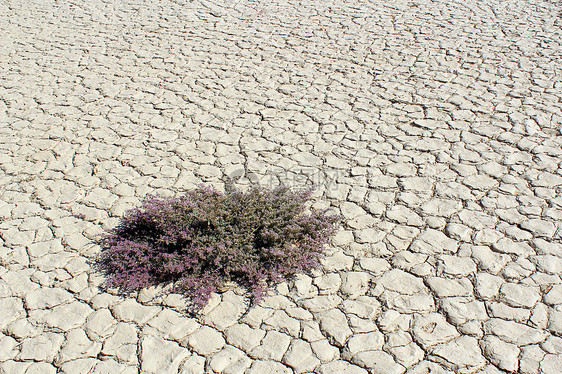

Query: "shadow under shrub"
left=95, top=185, right=339, bottom=310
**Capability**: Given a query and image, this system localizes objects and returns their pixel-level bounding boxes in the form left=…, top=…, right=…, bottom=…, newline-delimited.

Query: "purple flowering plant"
left=95, top=185, right=339, bottom=310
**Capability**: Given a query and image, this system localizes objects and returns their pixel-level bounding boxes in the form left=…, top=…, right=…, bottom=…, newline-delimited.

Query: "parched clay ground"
left=1, top=0, right=562, bottom=373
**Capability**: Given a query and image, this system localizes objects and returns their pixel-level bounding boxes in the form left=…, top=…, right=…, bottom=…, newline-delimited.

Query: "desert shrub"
left=95, top=185, right=339, bottom=310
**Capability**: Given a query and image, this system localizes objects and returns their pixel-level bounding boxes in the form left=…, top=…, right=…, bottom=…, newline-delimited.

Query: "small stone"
left=471, top=245, right=510, bottom=274
left=111, top=299, right=160, bottom=324
left=316, top=308, right=353, bottom=347
left=421, top=199, right=462, bottom=217
left=263, top=310, right=301, bottom=337
left=492, top=237, right=534, bottom=256
left=314, top=273, right=342, bottom=294
left=292, top=152, right=322, bottom=167
left=285, top=307, right=313, bottom=321
left=179, top=354, right=206, bottom=374
left=332, top=229, right=355, bottom=247
left=225, top=324, right=266, bottom=352
left=533, top=239, right=562, bottom=256
left=541, top=335, right=562, bottom=354
left=410, top=263, right=435, bottom=277
left=197, top=164, right=222, bottom=179
left=369, top=174, right=398, bottom=188
left=85, top=309, right=117, bottom=340
left=458, top=320, right=483, bottom=337
left=458, top=210, right=497, bottom=230
left=412, top=313, right=459, bottom=349
left=320, top=252, right=354, bottom=271
left=90, top=293, right=122, bottom=309
left=0, top=335, right=18, bottom=361
left=540, top=354, right=562, bottom=374
left=340, top=202, right=367, bottom=220
left=355, top=227, right=386, bottom=244
left=291, top=274, right=315, bottom=299
left=463, top=174, right=498, bottom=190
left=19, top=332, right=64, bottom=362
left=249, top=331, right=291, bottom=361
left=340, top=271, right=371, bottom=298
left=147, top=309, right=199, bottom=341
left=345, top=331, right=384, bottom=356
left=378, top=310, right=412, bottom=333
left=6, top=318, right=38, bottom=339
left=311, top=339, right=340, bottom=362
left=64, top=232, right=92, bottom=251
left=480, top=335, right=519, bottom=372
left=348, top=315, right=379, bottom=334
left=317, top=360, right=368, bottom=374
left=488, top=302, right=531, bottom=323
left=141, top=334, right=190, bottom=374
left=385, top=163, right=417, bottom=177
left=223, top=355, right=252, bottom=374
left=473, top=228, right=503, bottom=245
left=6, top=361, right=57, bottom=374
left=496, top=208, right=526, bottom=225
left=247, top=360, right=292, bottom=374
left=398, top=177, right=433, bottom=192
left=1, top=270, right=39, bottom=297
left=499, top=283, right=541, bottom=308
left=24, top=287, right=73, bottom=309
left=31, top=301, right=93, bottom=331
left=386, top=205, right=424, bottom=226
left=301, top=320, right=325, bottom=342
left=530, top=303, right=549, bottom=329
left=349, top=214, right=377, bottom=230
left=376, top=269, right=427, bottom=295
left=0, top=361, right=31, bottom=374
left=483, top=318, right=548, bottom=345
left=341, top=296, right=381, bottom=319
left=209, top=346, right=245, bottom=373
left=240, top=306, right=275, bottom=328
left=282, top=339, right=320, bottom=373
left=61, top=272, right=89, bottom=293
left=520, top=219, right=556, bottom=237
left=0, top=297, right=25, bottom=329
left=431, top=336, right=486, bottom=371
left=545, top=285, right=562, bottom=306
left=410, top=229, right=458, bottom=254
left=351, top=350, right=405, bottom=374
left=426, top=277, right=473, bottom=297
left=101, top=323, right=138, bottom=364
left=519, top=345, right=545, bottom=374
left=56, top=329, right=101, bottom=364
left=186, top=326, right=225, bottom=355
left=380, top=291, right=436, bottom=314
left=387, top=341, right=425, bottom=368
left=440, top=298, right=488, bottom=325
left=27, top=239, right=64, bottom=258
left=445, top=223, right=473, bottom=241
left=299, top=295, right=342, bottom=312
left=437, top=255, right=477, bottom=276
left=533, top=255, right=562, bottom=275
left=407, top=361, right=451, bottom=374
left=548, top=308, right=562, bottom=335
left=203, top=291, right=247, bottom=330
left=474, top=273, right=504, bottom=299
left=359, top=258, right=391, bottom=275
left=1, top=228, right=35, bottom=247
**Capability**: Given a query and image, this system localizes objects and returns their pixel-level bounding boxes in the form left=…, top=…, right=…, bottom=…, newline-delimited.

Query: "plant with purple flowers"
left=95, top=185, right=339, bottom=311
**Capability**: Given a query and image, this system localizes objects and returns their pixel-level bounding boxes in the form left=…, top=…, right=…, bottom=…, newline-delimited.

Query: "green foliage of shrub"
left=95, top=185, right=339, bottom=310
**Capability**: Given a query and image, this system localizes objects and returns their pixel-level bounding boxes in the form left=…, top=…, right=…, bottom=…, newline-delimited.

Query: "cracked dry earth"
left=1, top=0, right=562, bottom=373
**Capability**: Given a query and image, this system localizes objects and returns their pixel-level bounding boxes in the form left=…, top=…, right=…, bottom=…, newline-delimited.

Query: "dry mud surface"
left=1, top=0, right=562, bottom=373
